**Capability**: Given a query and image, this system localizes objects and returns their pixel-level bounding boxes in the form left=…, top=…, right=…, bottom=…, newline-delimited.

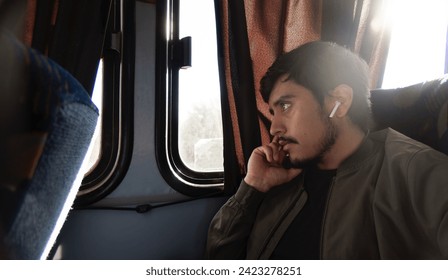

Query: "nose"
left=269, top=115, right=285, bottom=137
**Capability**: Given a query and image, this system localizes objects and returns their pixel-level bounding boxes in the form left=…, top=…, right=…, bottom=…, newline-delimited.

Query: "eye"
left=280, top=102, right=291, bottom=112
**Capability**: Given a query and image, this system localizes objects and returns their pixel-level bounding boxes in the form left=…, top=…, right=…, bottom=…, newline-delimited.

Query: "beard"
left=283, top=115, right=338, bottom=169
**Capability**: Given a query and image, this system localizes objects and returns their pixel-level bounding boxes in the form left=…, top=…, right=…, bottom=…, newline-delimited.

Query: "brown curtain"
left=245, top=0, right=322, bottom=146
left=22, top=0, right=111, bottom=96
left=217, top=0, right=391, bottom=186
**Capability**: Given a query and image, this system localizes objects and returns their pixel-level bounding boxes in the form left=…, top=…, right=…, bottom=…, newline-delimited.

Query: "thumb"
left=285, top=168, right=302, bottom=181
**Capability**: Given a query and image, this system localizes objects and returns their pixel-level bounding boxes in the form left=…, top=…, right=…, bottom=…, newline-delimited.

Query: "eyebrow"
left=269, top=94, right=296, bottom=114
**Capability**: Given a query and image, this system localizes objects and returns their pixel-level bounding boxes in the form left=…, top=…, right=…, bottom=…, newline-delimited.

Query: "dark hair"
left=260, top=41, right=371, bottom=132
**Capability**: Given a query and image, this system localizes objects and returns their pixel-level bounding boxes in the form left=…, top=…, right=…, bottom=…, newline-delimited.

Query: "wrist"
left=243, top=175, right=270, bottom=193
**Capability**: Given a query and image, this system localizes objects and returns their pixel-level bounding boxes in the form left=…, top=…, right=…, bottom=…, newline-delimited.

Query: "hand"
left=244, top=136, right=302, bottom=192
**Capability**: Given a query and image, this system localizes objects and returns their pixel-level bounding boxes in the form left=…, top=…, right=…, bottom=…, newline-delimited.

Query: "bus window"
left=76, top=0, right=133, bottom=204
left=381, top=0, right=448, bottom=89
left=178, top=0, right=223, bottom=173
left=156, top=0, right=224, bottom=192
left=84, top=60, right=103, bottom=175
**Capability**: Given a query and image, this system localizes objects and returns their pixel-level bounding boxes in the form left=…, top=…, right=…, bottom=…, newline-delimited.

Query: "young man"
left=206, top=41, right=448, bottom=259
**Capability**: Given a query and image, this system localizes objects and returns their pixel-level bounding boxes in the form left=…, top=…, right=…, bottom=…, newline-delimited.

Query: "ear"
left=327, top=84, right=353, bottom=118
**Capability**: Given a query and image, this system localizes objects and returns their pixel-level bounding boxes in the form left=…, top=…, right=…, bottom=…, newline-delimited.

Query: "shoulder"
left=371, top=128, right=448, bottom=177
left=370, top=128, right=445, bottom=158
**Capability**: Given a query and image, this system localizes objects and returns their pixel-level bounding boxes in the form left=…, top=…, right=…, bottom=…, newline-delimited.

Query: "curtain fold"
left=218, top=0, right=391, bottom=183
left=23, top=0, right=111, bottom=96
left=245, top=0, right=322, bottom=145
left=321, top=0, right=391, bottom=87
left=217, top=0, right=261, bottom=183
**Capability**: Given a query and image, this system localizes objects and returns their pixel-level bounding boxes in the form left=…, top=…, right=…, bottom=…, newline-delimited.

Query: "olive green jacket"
left=206, top=129, right=448, bottom=259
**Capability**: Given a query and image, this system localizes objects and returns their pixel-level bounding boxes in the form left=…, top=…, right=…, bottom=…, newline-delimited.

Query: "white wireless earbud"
left=329, top=101, right=341, bottom=118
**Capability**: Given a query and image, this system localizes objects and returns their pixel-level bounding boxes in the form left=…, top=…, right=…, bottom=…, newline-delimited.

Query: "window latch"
left=109, top=31, right=122, bottom=54
left=171, top=36, right=192, bottom=69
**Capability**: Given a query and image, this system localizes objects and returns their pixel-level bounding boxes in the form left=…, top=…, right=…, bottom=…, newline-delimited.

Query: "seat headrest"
left=371, top=75, right=448, bottom=154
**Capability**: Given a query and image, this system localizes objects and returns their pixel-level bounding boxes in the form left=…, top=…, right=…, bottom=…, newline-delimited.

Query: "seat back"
left=371, top=75, right=448, bottom=155
left=0, top=34, right=98, bottom=259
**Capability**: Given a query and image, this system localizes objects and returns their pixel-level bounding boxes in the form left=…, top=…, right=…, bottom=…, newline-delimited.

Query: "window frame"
left=155, top=0, right=224, bottom=195
left=75, top=0, right=135, bottom=207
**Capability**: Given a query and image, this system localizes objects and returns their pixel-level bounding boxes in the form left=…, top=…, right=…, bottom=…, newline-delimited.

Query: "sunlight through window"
left=178, top=0, right=223, bottom=172
left=381, top=0, right=448, bottom=89
left=84, top=60, right=103, bottom=175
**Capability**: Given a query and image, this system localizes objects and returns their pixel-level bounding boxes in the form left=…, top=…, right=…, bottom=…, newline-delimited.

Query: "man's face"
left=268, top=76, right=337, bottom=169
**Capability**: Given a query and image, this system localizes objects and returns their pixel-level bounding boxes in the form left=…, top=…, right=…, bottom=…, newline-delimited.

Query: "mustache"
left=278, top=136, right=299, bottom=144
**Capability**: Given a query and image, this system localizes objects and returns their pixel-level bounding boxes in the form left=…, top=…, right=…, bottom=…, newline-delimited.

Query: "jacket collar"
left=337, top=130, right=384, bottom=174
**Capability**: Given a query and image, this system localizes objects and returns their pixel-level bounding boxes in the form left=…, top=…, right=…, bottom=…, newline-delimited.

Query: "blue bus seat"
left=1, top=35, right=99, bottom=259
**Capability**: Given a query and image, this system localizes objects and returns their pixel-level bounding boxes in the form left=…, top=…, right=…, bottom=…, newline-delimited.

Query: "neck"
left=317, top=124, right=366, bottom=170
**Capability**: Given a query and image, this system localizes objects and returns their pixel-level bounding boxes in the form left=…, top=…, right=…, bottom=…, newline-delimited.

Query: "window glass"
left=84, top=60, right=103, bottom=175
left=381, top=0, right=448, bottom=89
left=177, top=0, right=223, bottom=172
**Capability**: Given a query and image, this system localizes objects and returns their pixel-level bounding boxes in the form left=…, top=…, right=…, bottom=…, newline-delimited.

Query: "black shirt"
left=270, top=168, right=336, bottom=259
